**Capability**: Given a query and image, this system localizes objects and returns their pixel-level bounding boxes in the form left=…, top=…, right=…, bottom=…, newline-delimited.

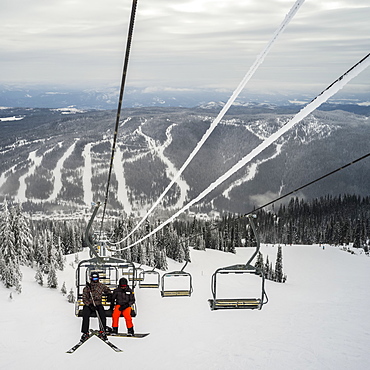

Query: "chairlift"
left=75, top=202, right=136, bottom=317
left=75, top=256, right=136, bottom=317
left=208, top=214, right=268, bottom=310
left=161, top=260, right=193, bottom=297
left=138, top=268, right=161, bottom=288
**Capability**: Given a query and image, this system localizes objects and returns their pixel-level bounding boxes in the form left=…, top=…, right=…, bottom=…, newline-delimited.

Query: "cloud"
left=0, top=0, right=369, bottom=94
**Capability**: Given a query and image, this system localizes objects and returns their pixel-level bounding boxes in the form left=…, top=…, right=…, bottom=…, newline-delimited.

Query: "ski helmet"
left=90, top=272, right=99, bottom=282
left=119, top=277, right=128, bottom=287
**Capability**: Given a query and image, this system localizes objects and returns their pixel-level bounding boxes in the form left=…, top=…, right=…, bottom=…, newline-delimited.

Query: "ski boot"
left=80, top=332, right=90, bottom=342
left=105, top=326, right=113, bottom=334
left=98, top=330, right=108, bottom=341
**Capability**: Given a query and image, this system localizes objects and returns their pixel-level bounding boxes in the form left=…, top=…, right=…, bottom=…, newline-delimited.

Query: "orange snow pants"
left=112, top=305, right=133, bottom=329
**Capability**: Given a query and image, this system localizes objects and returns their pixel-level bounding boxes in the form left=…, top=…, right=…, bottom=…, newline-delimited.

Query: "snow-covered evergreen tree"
left=255, top=252, right=264, bottom=274
left=34, top=265, right=44, bottom=286
left=11, top=203, right=33, bottom=267
left=47, top=261, right=58, bottom=288
left=264, top=255, right=270, bottom=279
left=54, top=236, right=65, bottom=271
left=0, top=200, right=22, bottom=291
left=61, top=281, right=67, bottom=295
left=274, top=246, right=284, bottom=283
left=67, top=288, right=75, bottom=303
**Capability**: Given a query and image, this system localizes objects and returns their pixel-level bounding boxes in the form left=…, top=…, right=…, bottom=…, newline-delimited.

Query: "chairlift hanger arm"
left=84, top=202, right=103, bottom=264
left=245, top=214, right=260, bottom=266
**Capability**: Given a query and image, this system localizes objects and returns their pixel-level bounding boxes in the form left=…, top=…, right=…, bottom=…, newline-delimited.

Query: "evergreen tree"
left=255, top=252, right=264, bottom=274
left=11, top=203, right=33, bottom=267
left=274, top=246, right=284, bottom=283
left=0, top=200, right=22, bottom=291
left=47, top=262, right=58, bottom=288
left=264, top=255, right=270, bottom=279
left=61, top=281, right=67, bottom=295
left=67, top=288, right=75, bottom=303
left=34, top=264, right=44, bottom=286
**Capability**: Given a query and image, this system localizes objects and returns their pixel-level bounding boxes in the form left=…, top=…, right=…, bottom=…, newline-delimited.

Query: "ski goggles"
left=91, top=276, right=99, bottom=281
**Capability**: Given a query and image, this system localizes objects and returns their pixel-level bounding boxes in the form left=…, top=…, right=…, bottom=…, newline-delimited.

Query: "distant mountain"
left=1, top=85, right=370, bottom=110
left=1, top=104, right=370, bottom=216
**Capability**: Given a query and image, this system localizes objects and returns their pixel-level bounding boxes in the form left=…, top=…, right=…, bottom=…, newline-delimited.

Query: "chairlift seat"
left=208, top=298, right=262, bottom=310
left=161, top=290, right=192, bottom=297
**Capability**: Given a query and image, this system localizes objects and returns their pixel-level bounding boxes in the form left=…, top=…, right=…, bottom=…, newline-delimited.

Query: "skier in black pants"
left=81, top=272, right=111, bottom=341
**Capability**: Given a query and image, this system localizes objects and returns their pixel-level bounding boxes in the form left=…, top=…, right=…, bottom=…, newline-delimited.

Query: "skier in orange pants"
left=111, top=277, right=135, bottom=335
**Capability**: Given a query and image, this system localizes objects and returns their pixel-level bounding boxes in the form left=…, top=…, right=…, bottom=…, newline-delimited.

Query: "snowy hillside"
left=1, top=106, right=370, bottom=216
left=1, top=245, right=370, bottom=369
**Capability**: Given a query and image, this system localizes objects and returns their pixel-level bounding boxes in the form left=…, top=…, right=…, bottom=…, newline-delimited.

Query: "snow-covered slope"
left=2, top=106, right=370, bottom=216
left=1, top=245, right=370, bottom=369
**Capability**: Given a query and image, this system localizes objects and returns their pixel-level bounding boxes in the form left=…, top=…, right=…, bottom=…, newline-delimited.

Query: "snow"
left=1, top=244, right=370, bottom=369
left=0, top=115, right=25, bottom=122
left=82, top=143, right=93, bottom=206
left=51, top=107, right=86, bottom=114
left=113, top=146, right=132, bottom=214
left=137, top=52, right=370, bottom=242
left=16, top=150, right=43, bottom=202
left=46, top=141, right=77, bottom=202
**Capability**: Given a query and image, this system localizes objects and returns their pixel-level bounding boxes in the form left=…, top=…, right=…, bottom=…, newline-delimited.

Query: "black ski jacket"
left=111, top=286, right=135, bottom=310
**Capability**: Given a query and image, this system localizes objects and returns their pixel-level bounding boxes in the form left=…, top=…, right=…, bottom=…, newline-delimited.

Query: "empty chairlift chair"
left=138, top=268, right=161, bottom=288
left=208, top=215, right=268, bottom=310
left=161, top=260, right=193, bottom=297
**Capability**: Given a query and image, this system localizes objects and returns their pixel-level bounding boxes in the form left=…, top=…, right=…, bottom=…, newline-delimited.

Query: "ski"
left=90, top=330, right=123, bottom=352
left=66, top=334, right=92, bottom=354
left=109, top=332, right=149, bottom=338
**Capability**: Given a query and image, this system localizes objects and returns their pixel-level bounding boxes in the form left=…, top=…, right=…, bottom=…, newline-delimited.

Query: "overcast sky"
left=1, top=0, right=369, bottom=96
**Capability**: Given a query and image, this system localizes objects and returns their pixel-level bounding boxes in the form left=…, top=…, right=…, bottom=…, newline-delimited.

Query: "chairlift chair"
left=161, top=260, right=193, bottom=297
left=76, top=203, right=137, bottom=317
left=75, top=256, right=136, bottom=317
left=138, top=269, right=161, bottom=288
left=208, top=215, right=268, bottom=310
left=129, top=265, right=144, bottom=282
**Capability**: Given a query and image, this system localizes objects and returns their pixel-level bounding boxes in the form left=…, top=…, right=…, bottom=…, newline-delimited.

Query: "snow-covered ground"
left=1, top=244, right=370, bottom=369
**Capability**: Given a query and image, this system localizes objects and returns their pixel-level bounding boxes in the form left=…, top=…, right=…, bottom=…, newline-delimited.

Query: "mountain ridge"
left=0, top=105, right=369, bottom=216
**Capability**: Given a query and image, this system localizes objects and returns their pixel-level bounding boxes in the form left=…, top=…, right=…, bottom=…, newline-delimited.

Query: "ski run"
left=1, top=244, right=370, bottom=369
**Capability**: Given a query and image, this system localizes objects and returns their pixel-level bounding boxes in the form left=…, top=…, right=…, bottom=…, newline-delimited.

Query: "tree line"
left=1, top=193, right=369, bottom=292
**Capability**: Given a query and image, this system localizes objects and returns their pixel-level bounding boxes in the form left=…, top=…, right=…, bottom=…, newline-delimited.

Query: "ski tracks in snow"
left=16, top=150, right=43, bottom=202
left=136, top=122, right=190, bottom=209
left=46, top=141, right=78, bottom=202
left=82, top=143, right=93, bottom=206
left=222, top=143, right=283, bottom=199
left=113, top=145, right=132, bottom=215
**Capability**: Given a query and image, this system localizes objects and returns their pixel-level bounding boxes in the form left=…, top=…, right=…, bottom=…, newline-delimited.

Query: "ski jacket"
left=112, top=286, right=135, bottom=309
left=82, top=282, right=111, bottom=306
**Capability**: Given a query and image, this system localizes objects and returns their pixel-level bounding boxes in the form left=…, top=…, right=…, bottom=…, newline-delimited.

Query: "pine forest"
left=1, top=193, right=370, bottom=292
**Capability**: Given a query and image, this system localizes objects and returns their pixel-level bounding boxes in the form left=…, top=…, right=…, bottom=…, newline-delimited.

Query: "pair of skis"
left=66, top=329, right=149, bottom=354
